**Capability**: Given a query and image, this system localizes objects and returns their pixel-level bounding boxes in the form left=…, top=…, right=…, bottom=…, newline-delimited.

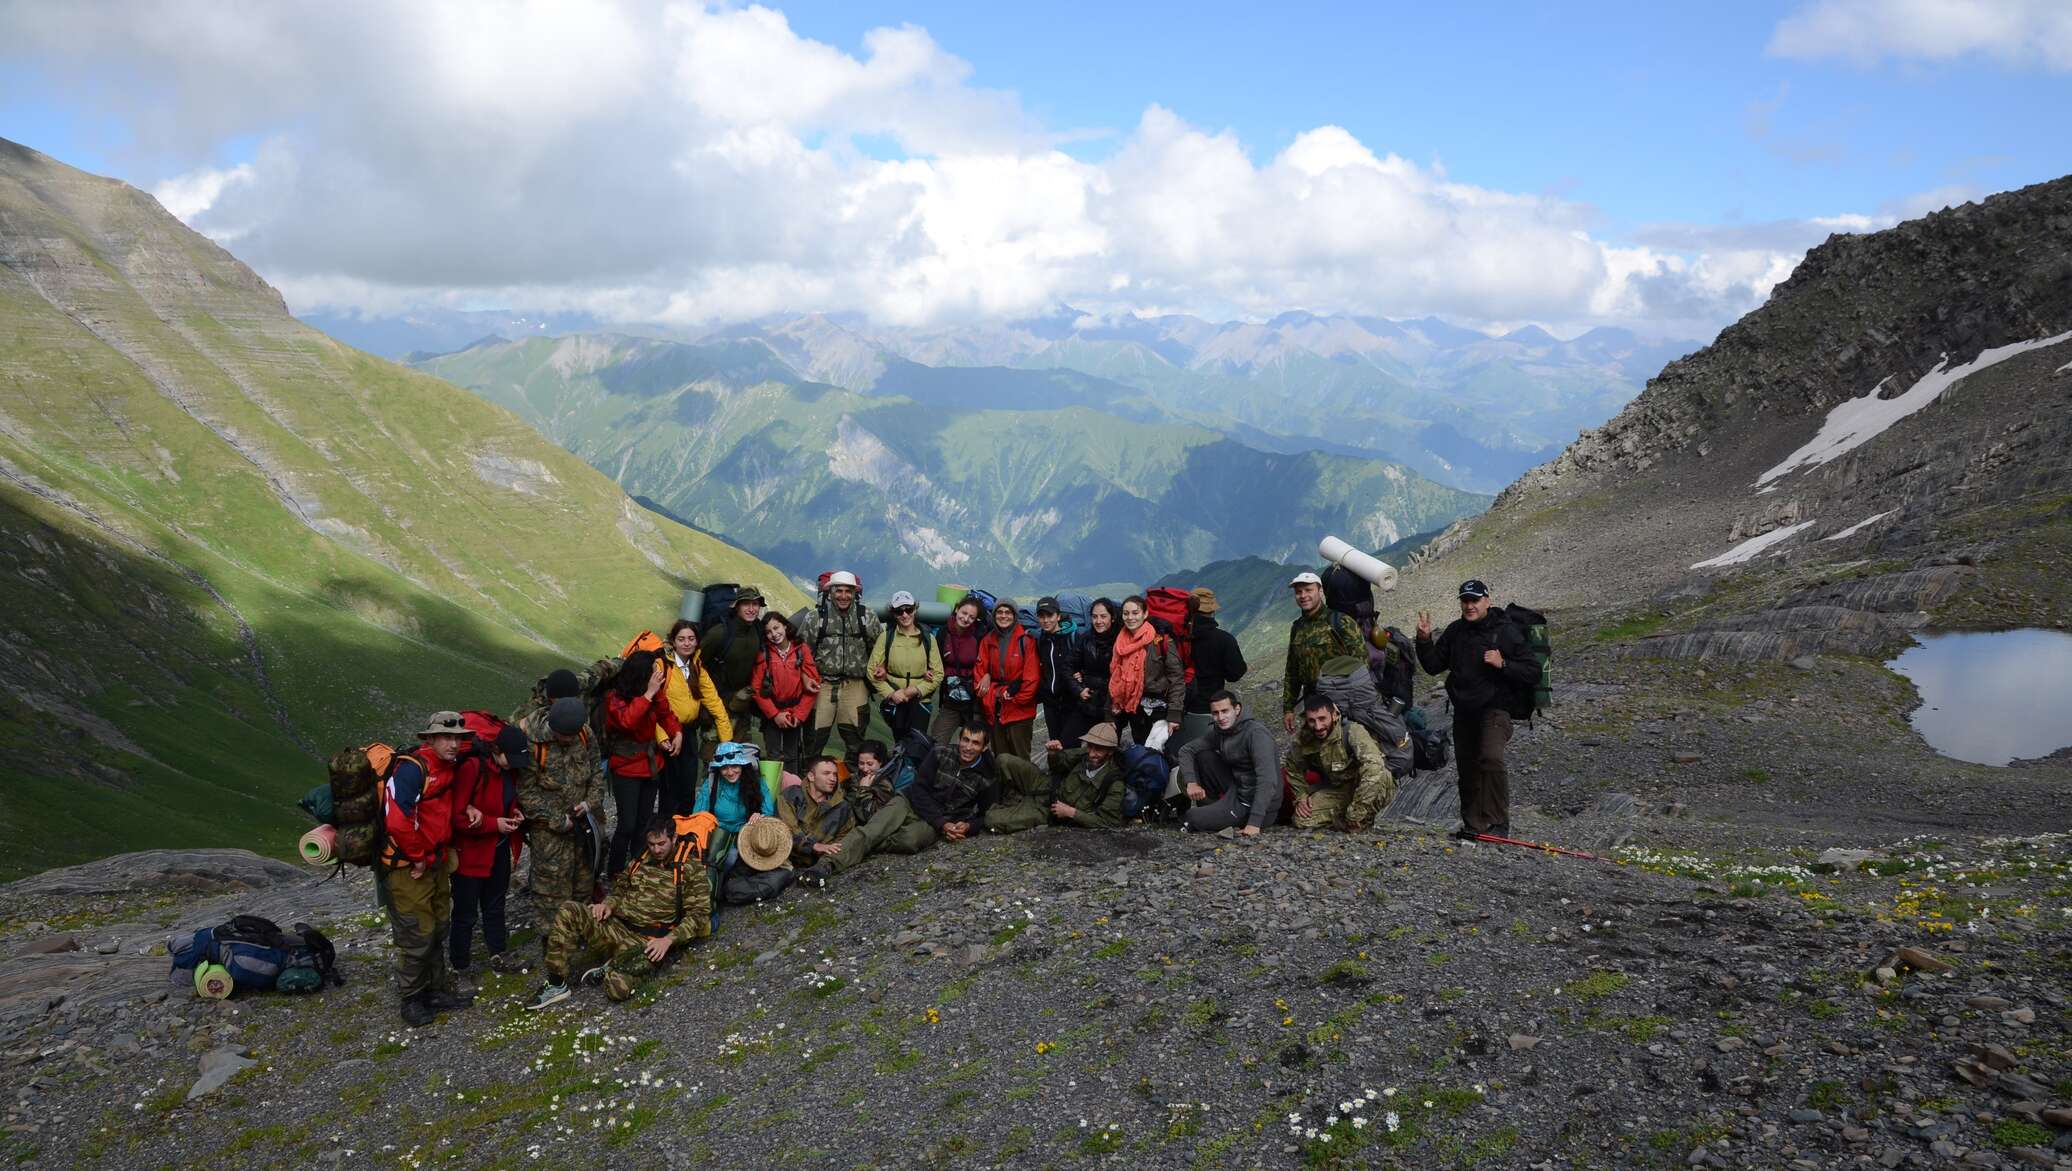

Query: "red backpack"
left=1144, top=587, right=1196, bottom=684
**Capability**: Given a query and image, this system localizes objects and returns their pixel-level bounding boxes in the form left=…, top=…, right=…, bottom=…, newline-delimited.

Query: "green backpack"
left=1501, top=604, right=1551, bottom=717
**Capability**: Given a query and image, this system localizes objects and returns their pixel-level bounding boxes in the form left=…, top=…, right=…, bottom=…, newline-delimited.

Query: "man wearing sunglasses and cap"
left=1415, top=580, right=1539, bottom=840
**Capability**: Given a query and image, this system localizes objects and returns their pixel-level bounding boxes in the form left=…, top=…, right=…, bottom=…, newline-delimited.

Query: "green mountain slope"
left=415, top=335, right=1488, bottom=596
left=0, top=140, right=799, bottom=878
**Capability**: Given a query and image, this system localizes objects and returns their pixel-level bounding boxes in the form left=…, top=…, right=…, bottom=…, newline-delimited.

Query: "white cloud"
left=5, top=0, right=1872, bottom=336
left=1770, top=0, right=2072, bottom=71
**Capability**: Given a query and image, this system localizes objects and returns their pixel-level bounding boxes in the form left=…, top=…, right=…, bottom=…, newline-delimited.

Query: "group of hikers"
left=366, top=569, right=1543, bottom=1026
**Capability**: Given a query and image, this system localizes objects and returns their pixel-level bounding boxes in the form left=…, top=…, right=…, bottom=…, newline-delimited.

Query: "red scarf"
left=1108, top=622, right=1158, bottom=714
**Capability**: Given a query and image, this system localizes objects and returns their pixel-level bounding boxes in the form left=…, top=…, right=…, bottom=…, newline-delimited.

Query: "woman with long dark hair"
left=928, top=596, right=985, bottom=742
left=750, top=612, right=819, bottom=779
left=1109, top=595, right=1186, bottom=748
left=602, top=649, right=682, bottom=880
left=1071, top=598, right=1120, bottom=734
left=660, top=620, right=732, bottom=814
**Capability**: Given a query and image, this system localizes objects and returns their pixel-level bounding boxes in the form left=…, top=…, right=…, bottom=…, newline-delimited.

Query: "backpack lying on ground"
left=1313, top=656, right=1413, bottom=778
left=1116, top=744, right=1173, bottom=819
left=1501, top=603, right=1552, bottom=717
left=169, top=915, right=341, bottom=995
left=1404, top=707, right=1450, bottom=773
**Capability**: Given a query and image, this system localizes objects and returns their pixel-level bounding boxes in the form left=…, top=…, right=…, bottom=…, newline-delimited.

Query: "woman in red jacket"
left=603, top=650, right=683, bottom=881
left=975, top=597, right=1041, bottom=759
left=449, top=725, right=529, bottom=973
left=752, top=612, right=820, bottom=779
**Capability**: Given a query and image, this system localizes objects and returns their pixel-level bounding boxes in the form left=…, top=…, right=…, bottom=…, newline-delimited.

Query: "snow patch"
left=1823, top=511, right=1892, bottom=542
left=898, top=523, right=970, bottom=570
left=1757, top=331, right=2072, bottom=487
left=1691, top=519, right=1817, bottom=569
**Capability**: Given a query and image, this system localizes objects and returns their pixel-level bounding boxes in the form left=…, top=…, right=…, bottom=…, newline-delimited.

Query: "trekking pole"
left=1469, top=832, right=1602, bottom=861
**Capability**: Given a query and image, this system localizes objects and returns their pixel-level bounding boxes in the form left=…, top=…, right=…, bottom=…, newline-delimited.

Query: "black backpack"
left=1321, top=564, right=1375, bottom=621
left=1373, top=626, right=1416, bottom=710
left=1500, top=603, right=1551, bottom=717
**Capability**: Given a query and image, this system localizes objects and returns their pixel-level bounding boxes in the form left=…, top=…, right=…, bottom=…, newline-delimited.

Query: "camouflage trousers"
left=380, top=864, right=453, bottom=1002
left=523, top=827, right=596, bottom=944
left=1291, top=774, right=1397, bottom=831
left=542, top=901, right=675, bottom=1002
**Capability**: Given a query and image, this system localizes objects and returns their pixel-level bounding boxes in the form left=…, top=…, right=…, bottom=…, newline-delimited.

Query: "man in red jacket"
left=975, top=598, right=1041, bottom=760
left=382, top=711, right=477, bottom=1027
left=450, top=725, right=530, bottom=975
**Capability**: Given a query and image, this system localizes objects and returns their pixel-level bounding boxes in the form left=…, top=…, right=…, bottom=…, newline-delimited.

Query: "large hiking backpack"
left=325, top=743, right=396, bottom=866
left=459, top=710, right=507, bottom=740
left=1321, top=564, right=1376, bottom=622
left=1051, top=592, right=1093, bottom=636
left=1501, top=603, right=1552, bottom=717
left=702, top=583, right=742, bottom=622
left=1313, top=656, right=1413, bottom=778
left=169, top=915, right=341, bottom=995
left=1116, top=745, right=1171, bottom=819
left=1144, top=587, right=1195, bottom=683
left=1404, top=706, right=1449, bottom=773
left=890, top=729, right=933, bottom=792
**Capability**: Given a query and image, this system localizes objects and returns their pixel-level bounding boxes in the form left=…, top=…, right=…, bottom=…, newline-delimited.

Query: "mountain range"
left=0, top=139, right=800, bottom=878
left=412, top=334, right=1487, bottom=595
left=321, top=305, right=1696, bottom=496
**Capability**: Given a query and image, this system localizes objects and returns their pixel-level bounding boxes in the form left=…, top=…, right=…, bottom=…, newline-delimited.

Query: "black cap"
left=1036, top=596, right=1059, bottom=614
left=1458, top=579, right=1490, bottom=599
left=494, top=725, right=532, bottom=768
left=548, top=697, right=588, bottom=736
left=544, top=668, right=581, bottom=699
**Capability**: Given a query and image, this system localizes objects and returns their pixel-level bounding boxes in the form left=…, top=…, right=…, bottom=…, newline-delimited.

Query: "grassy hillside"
left=0, top=140, right=800, bottom=878
left=416, top=335, right=1487, bottom=595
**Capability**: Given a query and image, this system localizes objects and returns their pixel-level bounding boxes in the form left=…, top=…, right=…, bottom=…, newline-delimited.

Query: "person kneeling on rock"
left=1284, top=693, right=1396, bottom=832
left=526, top=814, right=709, bottom=1010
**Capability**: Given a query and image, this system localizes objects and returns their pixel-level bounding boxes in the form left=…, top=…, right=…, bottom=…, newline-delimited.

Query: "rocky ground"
left=3, top=639, right=2070, bottom=1171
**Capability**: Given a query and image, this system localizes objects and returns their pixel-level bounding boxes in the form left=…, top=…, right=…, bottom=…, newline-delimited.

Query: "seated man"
left=1284, top=692, right=1397, bottom=832
left=782, top=756, right=865, bottom=887
left=904, top=721, right=1011, bottom=844
left=526, top=814, right=709, bottom=1008
left=1178, top=689, right=1281, bottom=835
left=994, top=722, right=1126, bottom=832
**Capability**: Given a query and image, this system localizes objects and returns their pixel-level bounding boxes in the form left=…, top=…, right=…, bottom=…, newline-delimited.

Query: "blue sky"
left=3, top=1, right=2067, bottom=335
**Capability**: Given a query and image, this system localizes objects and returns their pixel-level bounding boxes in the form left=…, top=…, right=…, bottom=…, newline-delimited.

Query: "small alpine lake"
left=1885, top=628, right=2072, bottom=766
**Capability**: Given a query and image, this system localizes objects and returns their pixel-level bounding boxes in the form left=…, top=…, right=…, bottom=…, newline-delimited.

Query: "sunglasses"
left=893, top=605, right=917, bottom=614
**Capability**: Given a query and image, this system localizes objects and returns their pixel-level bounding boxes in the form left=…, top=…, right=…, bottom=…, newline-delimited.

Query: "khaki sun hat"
left=738, top=818, right=794, bottom=871
left=1189, top=586, right=1219, bottom=614
left=1080, top=722, right=1122, bottom=750
left=417, top=711, right=470, bottom=739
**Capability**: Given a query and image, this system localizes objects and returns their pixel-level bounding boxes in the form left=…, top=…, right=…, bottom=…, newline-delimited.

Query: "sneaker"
left=524, top=981, right=572, bottom=1011
left=400, top=993, right=436, bottom=1028
left=579, top=963, right=608, bottom=987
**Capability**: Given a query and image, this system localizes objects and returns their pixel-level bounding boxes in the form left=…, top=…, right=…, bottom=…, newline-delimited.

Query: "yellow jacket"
left=659, top=651, right=733, bottom=742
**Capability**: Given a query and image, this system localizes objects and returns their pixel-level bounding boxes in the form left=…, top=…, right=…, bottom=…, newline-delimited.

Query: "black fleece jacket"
left=1415, top=611, right=1538, bottom=714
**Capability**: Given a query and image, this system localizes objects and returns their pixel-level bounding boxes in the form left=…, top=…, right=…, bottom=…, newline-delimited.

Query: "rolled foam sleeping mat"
left=298, top=824, right=337, bottom=866
left=758, top=760, right=782, bottom=795
left=678, top=589, right=705, bottom=624
left=1318, top=535, right=1399, bottom=592
left=935, top=584, right=970, bottom=605
left=194, top=962, right=234, bottom=1000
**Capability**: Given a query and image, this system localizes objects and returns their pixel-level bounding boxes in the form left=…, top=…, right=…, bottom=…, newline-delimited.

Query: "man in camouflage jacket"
left=1284, top=693, right=1397, bottom=831
left=529, top=815, right=709, bottom=1004
left=1282, top=571, right=1365, bottom=734
left=517, top=698, right=607, bottom=940
left=797, top=573, right=881, bottom=763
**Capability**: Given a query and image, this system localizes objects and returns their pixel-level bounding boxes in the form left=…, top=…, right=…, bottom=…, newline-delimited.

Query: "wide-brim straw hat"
left=738, top=818, right=794, bottom=871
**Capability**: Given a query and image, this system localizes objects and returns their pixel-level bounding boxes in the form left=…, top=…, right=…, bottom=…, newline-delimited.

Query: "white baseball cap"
left=826, top=571, right=859, bottom=589
left=889, top=590, right=918, bottom=608
left=1288, top=571, right=1323, bottom=588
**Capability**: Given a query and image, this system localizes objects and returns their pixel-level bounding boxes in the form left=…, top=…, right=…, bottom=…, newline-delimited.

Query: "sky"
left=3, top=0, right=2069, bottom=340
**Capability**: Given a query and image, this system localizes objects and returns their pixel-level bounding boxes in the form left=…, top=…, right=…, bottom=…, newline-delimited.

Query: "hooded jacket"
left=751, top=639, right=820, bottom=722
left=1034, top=625, right=1081, bottom=705
left=450, top=742, right=522, bottom=879
left=516, top=710, right=605, bottom=833
left=1072, top=627, right=1118, bottom=718
left=976, top=624, right=1040, bottom=725
left=380, top=747, right=457, bottom=868
left=661, top=650, right=733, bottom=742
left=1184, top=614, right=1248, bottom=712
left=1177, top=714, right=1281, bottom=829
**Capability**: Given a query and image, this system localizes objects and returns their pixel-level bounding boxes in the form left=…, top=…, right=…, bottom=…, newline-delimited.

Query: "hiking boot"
left=425, top=988, right=475, bottom=1011
left=579, top=963, right=608, bottom=987
left=524, top=981, right=572, bottom=1011
left=400, top=993, right=436, bottom=1028
left=488, top=951, right=527, bottom=975
left=1451, top=827, right=1481, bottom=841
left=797, top=862, right=831, bottom=889
left=1487, top=824, right=1512, bottom=840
